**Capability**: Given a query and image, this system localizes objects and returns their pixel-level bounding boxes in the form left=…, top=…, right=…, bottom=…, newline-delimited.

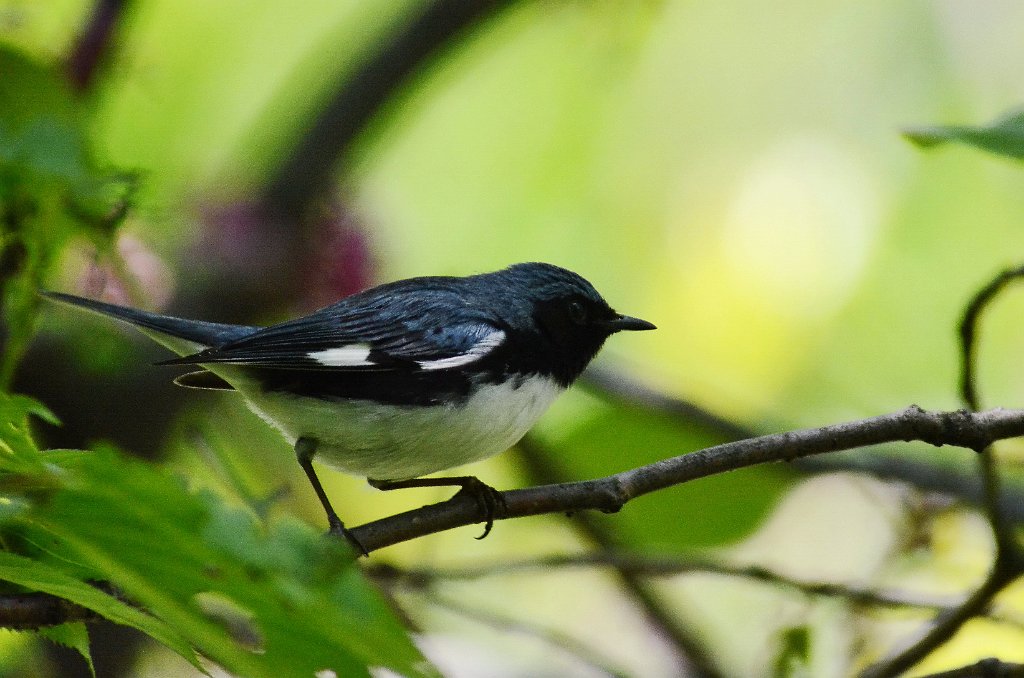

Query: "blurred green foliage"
left=0, top=395, right=433, bottom=676
left=0, top=46, right=132, bottom=386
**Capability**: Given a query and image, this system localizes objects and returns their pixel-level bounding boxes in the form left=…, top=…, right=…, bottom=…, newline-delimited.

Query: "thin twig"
left=368, top=553, right=966, bottom=614
left=958, top=266, right=1024, bottom=556
left=349, top=406, right=1024, bottom=553
left=861, top=565, right=1020, bottom=678
left=585, top=367, right=1024, bottom=527
left=958, top=265, right=1024, bottom=412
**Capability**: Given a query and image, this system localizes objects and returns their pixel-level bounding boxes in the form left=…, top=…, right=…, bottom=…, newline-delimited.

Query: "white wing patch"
left=417, top=329, right=506, bottom=371
left=307, top=343, right=373, bottom=367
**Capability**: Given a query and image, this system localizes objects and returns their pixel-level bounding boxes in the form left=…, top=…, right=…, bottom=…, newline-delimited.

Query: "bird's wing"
left=159, top=299, right=506, bottom=372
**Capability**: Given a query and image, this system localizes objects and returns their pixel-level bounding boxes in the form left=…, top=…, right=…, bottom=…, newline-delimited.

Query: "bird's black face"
left=526, top=278, right=655, bottom=386
left=473, top=262, right=655, bottom=386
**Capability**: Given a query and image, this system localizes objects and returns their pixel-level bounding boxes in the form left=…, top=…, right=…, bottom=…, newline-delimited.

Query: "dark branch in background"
left=348, top=406, right=1024, bottom=552
left=582, top=365, right=755, bottom=441
left=585, top=358, right=1024, bottom=671
left=368, top=553, right=971, bottom=615
left=515, top=435, right=722, bottom=678
left=958, top=266, right=1024, bottom=554
left=0, top=581, right=126, bottom=628
left=863, top=565, right=1022, bottom=678
left=0, top=590, right=103, bottom=629
left=795, top=452, right=1024, bottom=521
left=958, top=265, right=1024, bottom=411
left=861, top=266, right=1024, bottom=678
left=579, top=366, right=764, bottom=675
left=917, top=658, right=1024, bottom=678
left=180, top=1, right=519, bottom=324
left=411, top=589, right=631, bottom=678
left=65, top=0, right=133, bottom=93
left=260, top=0, right=515, bottom=221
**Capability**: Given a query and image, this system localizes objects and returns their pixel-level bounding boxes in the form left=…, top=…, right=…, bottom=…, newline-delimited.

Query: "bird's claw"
left=452, top=478, right=506, bottom=539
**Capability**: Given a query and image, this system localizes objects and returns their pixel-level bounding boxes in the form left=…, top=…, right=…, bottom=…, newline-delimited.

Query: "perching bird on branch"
left=45, top=262, right=655, bottom=552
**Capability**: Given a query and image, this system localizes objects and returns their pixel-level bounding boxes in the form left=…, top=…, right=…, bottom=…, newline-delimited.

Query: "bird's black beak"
left=602, top=314, right=657, bottom=332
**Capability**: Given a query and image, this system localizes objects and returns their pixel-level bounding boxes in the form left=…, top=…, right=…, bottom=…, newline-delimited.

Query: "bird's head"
left=486, top=263, right=655, bottom=385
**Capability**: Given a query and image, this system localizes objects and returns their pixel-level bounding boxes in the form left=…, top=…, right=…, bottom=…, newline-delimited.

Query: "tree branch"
left=8, top=406, right=1024, bottom=645
left=260, top=0, right=516, bottom=220
left=0, top=584, right=120, bottom=630
left=958, top=265, right=1023, bottom=557
left=958, top=265, right=1024, bottom=412
left=795, top=452, right=1024, bottom=521
left=585, top=366, right=1024, bottom=523
left=349, top=406, right=1024, bottom=553
left=65, top=0, right=133, bottom=93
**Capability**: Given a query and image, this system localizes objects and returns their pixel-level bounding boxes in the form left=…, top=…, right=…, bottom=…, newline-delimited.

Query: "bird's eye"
left=567, top=300, right=587, bottom=325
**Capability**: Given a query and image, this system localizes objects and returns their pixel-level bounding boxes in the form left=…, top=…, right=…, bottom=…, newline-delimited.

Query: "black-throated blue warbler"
left=45, top=262, right=655, bottom=550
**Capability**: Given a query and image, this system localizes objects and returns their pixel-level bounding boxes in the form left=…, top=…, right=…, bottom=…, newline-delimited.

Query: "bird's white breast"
left=235, top=376, right=564, bottom=480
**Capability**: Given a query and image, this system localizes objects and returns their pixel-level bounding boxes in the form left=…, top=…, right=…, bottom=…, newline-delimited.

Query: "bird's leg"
left=295, top=437, right=367, bottom=555
left=367, top=476, right=506, bottom=540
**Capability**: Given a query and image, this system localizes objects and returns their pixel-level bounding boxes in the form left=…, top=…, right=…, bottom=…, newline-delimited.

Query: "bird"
left=44, top=262, right=655, bottom=552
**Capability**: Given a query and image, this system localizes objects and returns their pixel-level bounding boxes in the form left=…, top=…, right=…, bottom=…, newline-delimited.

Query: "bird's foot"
left=368, top=475, right=506, bottom=540
left=451, top=477, right=506, bottom=540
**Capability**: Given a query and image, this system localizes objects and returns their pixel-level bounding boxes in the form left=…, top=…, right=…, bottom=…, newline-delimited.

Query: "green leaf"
left=547, top=398, right=794, bottom=549
left=0, top=390, right=431, bottom=676
left=0, top=551, right=196, bottom=667
left=0, top=394, right=59, bottom=427
left=904, top=108, right=1024, bottom=161
left=0, top=393, right=56, bottom=475
left=23, top=449, right=435, bottom=678
left=37, top=623, right=95, bottom=678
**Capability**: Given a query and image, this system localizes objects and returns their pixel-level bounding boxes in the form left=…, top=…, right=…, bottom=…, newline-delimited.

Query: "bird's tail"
left=41, top=292, right=258, bottom=355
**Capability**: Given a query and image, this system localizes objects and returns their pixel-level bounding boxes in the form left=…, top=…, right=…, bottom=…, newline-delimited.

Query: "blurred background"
left=5, top=1, right=1024, bottom=676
